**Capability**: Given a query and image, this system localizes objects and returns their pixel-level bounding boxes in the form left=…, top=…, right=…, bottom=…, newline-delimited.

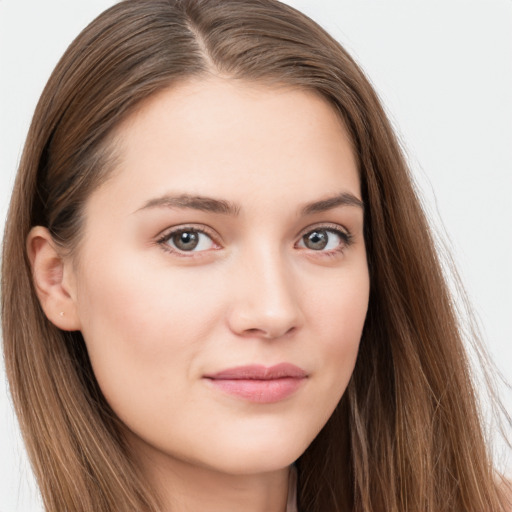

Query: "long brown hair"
left=2, top=0, right=510, bottom=510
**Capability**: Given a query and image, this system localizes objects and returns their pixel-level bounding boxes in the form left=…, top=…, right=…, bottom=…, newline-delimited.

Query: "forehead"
left=92, top=77, right=360, bottom=213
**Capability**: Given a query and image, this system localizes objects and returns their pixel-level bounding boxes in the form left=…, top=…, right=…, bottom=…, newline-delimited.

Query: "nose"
left=226, top=247, right=303, bottom=339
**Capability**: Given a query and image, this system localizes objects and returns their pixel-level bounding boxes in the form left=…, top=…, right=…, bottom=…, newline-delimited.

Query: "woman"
left=1, top=0, right=510, bottom=511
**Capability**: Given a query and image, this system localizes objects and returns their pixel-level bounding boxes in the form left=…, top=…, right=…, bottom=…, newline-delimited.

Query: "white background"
left=1, top=1, right=511, bottom=510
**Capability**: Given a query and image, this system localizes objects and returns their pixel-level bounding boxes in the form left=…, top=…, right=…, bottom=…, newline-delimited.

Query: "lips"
left=203, top=363, right=308, bottom=403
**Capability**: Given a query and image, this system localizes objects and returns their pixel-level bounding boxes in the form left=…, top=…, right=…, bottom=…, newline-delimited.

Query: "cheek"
left=308, top=265, right=369, bottom=393
left=77, top=249, right=222, bottom=346
left=74, top=255, right=224, bottom=415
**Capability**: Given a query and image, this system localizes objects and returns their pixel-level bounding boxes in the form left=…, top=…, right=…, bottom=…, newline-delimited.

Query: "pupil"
left=174, top=231, right=199, bottom=251
left=305, top=230, right=328, bottom=250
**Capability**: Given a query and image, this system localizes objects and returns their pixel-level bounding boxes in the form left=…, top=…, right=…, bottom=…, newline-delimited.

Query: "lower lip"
left=205, top=377, right=305, bottom=403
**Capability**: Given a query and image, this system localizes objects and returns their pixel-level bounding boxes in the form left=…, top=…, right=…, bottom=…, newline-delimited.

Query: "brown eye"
left=160, top=228, right=217, bottom=253
left=172, top=231, right=200, bottom=251
left=303, top=230, right=329, bottom=250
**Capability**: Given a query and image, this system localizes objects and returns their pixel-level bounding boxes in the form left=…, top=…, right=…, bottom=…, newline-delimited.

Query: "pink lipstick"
left=203, top=363, right=307, bottom=403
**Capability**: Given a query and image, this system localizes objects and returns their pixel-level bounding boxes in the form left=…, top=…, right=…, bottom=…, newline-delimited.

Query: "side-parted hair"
left=2, top=1, right=510, bottom=510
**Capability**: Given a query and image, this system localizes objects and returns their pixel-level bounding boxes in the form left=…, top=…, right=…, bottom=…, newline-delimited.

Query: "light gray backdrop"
left=1, top=1, right=511, bottom=510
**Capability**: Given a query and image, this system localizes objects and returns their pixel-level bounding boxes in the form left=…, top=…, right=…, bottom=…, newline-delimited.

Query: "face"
left=69, top=78, right=369, bottom=478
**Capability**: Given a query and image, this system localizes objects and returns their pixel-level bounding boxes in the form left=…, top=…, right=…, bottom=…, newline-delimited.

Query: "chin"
left=204, top=449, right=301, bottom=476
left=196, top=430, right=315, bottom=476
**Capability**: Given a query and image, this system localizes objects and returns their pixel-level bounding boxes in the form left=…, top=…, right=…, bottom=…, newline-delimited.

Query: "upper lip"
left=204, top=363, right=308, bottom=380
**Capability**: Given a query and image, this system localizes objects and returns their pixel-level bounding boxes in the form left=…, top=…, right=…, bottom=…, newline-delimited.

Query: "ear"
left=27, top=226, right=82, bottom=331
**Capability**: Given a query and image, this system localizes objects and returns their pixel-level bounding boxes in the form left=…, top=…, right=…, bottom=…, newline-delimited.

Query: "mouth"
left=203, top=363, right=308, bottom=403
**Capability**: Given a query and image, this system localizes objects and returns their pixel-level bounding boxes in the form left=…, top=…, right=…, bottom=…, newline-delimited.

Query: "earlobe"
left=27, top=226, right=82, bottom=331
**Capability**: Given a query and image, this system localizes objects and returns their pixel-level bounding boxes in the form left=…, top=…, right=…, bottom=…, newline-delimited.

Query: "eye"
left=158, top=228, right=217, bottom=254
left=297, top=227, right=351, bottom=252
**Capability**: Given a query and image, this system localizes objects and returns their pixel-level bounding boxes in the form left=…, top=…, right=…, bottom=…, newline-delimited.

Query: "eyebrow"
left=300, top=192, right=364, bottom=215
left=136, top=191, right=363, bottom=216
left=137, top=194, right=240, bottom=215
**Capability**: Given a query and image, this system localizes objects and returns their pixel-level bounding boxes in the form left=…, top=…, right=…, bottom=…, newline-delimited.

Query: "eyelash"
left=156, top=223, right=353, bottom=258
left=296, top=223, right=353, bottom=257
left=156, top=225, right=220, bottom=257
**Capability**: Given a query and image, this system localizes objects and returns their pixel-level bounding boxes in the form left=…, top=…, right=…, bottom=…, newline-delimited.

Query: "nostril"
left=240, top=325, right=297, bottom=340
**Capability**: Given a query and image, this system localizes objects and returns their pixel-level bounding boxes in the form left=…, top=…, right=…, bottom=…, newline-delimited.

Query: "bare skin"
left=28, top=78, right=369, bottom=511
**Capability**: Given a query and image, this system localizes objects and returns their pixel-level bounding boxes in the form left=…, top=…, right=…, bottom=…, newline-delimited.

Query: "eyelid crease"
left=156, top=223, right=220, bottom=243
left=296, top=222, right=352, bottom=240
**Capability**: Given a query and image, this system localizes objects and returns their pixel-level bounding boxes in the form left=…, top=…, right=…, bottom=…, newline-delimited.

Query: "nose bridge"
left=227, top=241, right=302, bottom=338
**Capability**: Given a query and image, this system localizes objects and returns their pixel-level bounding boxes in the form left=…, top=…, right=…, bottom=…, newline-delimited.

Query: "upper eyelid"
left=296, top=222, right=351, bottom=239
left=157, top=222, right=349, bottom=238
left=156, top=224, right=219, bottom=243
